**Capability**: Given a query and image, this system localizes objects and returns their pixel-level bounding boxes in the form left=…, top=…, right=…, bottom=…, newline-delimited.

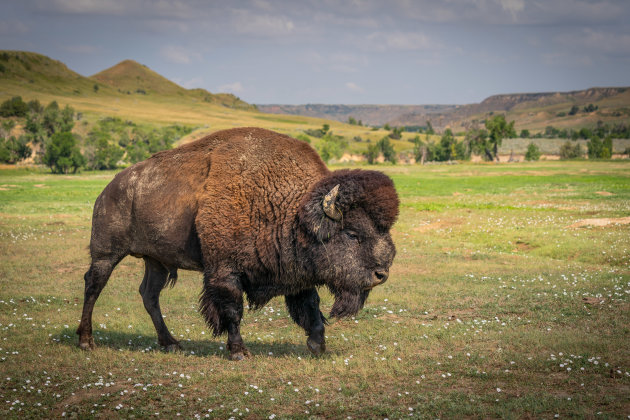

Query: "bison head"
left=298, top=169, right=399, bottom=318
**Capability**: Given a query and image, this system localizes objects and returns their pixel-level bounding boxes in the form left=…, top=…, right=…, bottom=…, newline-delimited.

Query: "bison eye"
left=344, top=230, right=359, bottom=241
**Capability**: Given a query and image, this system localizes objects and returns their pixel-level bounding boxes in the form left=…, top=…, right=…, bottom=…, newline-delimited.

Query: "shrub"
left=317, top=133, right=348, bottom=164
left=0, top=96, right=28, bottom=117
left=524, top=143, right=541, bottom=161
left=587, top=136, right=612, bottom=159
left=559, top=141, right=582, bottom=159
left=0, top=136, right=32, bottom=163
left=295, top=134, right=311, bottom=144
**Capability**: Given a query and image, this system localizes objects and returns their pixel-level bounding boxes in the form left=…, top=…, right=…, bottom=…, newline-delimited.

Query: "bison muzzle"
left=77, top=127, right=399, bottom=360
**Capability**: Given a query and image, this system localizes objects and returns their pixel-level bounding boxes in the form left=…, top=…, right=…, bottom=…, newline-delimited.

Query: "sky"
left=1, top=0, right=630, bottom=105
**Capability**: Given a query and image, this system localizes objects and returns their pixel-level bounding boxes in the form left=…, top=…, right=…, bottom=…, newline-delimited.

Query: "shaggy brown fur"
left=77, top=127, right=399, bottom=360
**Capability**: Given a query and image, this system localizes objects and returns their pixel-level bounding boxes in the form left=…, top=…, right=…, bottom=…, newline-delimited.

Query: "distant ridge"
left=260, top=87, right=630, bottom=131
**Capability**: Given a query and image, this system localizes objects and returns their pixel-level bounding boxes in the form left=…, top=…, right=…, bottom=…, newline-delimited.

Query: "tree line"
left=0, top=96, right=193, bottom=173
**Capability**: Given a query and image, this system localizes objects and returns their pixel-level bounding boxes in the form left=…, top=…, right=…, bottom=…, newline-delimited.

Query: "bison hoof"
left=164, top=343, right=182, bottom=353
left=78, top=337, right=95, bottom=351
left=307, top=338, right=326, bottom=356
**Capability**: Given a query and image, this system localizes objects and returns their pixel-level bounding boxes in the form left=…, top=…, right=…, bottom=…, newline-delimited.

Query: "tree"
left=425, top=120, right=435, bottom=135
left=84, top=130, right=124, bottom=170
left=524, top=143, right=541, bottom=161
left=583, top=104, right=598, bottom=113
left=365, top=143, right=379, bottom=164
left=412, top=135, right=430, bottom=164
left=365, top=136, right=397, bottom=164
left=436, top=129, right=456, bottom=161
left=42, top=132, right=85, bottom=173
left=377, top=136, right=397, bottom=163
left=568, top=105, right=579, bottom=116
left=388, top=126, right=402, bottom=140
left=348, top=116, right=357, bottom=125
left=587, top=136, right=612, bottom=159
left=520, top=129, right=530, bottom=138
left=484, top=115, right=515, bottom=161
left=466, top=127, right=493, bottom=161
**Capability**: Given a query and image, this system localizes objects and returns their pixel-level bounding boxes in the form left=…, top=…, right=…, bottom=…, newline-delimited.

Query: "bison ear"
left=322, top=184, right=342, bottom=221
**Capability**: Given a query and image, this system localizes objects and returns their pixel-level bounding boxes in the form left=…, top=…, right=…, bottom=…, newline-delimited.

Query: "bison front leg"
left=285, top=288, right=327, bottom=356
left=200, top=269, right=250, bottom=361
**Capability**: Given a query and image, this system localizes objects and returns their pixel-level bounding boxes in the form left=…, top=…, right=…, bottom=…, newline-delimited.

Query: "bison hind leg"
left=140, top=257, right=181, bottom=351
left=77, top=256, right=121, bottom=350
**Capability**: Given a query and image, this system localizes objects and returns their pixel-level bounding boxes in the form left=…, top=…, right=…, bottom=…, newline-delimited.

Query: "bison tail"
left=166, top=269, right=178, bottom=288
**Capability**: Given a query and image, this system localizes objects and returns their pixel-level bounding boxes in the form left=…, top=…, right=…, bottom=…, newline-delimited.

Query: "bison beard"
left=76, top=127, right=399, bottom=360
left=329, top=287, right=371, bottom=319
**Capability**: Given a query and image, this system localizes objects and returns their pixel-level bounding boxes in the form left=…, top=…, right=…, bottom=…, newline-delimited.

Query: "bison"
left=77, top=127, right=399, bottom=360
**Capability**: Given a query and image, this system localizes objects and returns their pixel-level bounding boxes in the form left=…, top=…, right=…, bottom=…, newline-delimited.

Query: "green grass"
left=1, top=161, right=629, bottom=418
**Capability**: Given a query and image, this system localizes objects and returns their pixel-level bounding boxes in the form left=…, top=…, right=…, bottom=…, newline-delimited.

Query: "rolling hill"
left=0, top=50, right=406, bottom=154
left=91, top=59, right=255, bottom=110
left=0, top=50, right=256, bottom=113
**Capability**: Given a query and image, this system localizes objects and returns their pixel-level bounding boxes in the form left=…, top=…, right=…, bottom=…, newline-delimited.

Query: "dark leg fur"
left=76, top=257, right=120, bottom=350
left=285, top=288, right=327, bottom=356
left=199, top=269, right=250, bottom=360
left=140, top=257, right=181, bottom=352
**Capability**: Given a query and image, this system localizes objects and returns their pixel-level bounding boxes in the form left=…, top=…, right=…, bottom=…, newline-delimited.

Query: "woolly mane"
left=299, top=169, right=399, bottom=241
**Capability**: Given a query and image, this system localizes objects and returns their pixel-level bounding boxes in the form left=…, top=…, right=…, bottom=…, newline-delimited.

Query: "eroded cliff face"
left=479, top=87, right=628, bottom=111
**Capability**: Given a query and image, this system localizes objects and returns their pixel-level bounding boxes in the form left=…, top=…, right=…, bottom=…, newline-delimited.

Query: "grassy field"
left=0, top=161, right=629, bottom=418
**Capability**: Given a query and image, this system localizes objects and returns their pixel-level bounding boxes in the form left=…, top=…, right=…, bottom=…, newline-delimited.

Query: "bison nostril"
left=374, top=270, right=388, bottom=283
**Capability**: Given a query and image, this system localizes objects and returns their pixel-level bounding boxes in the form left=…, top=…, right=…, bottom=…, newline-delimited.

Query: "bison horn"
left=322, top=184, right=342, bottom=221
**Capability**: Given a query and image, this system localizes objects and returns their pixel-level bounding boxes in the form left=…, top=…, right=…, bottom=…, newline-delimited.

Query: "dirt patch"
left=566, top=217, right=630, bottom=228
left=595, top=191, right=615, bottom=196
left=582, top=297, right=605, bottom=305
left=33, top=184, right=47, bottom=188
left=53, top=383, right=127, bottom=417
left=513, top=241, right=537, bottom=252
left=412, top=219, right=464, bottom=233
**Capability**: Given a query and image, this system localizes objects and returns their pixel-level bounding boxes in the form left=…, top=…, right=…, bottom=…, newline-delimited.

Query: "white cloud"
left=232, top=10, right=295, bottom=36
left=301, top=51, right=368, bottom=73
left=0, top=20, right=28, bottom=35
left=345, top=82, right=364, bottom=93
left=159, top=45, right=199, bottom=64
left=498, top=0, right=524, bottom=21
left=174, top=76, right=204, bottom=89
left=555, top=28, right=630, bottom=57
left=217, top=82, right=244, bottom=94
left=33, top=0, right=197, bottom=19
left=366, top=31, right=435, bottom=51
